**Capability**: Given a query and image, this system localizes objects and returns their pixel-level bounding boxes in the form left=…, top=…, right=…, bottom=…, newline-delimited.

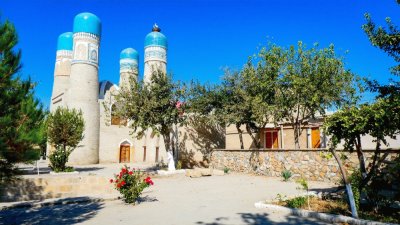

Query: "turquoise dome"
left=145, top=27, right=167, bottom=48
left=73, top=12, right=101, bottom=36
left=57, top=32, right=73, bottom=50
left=120, top=48, right=139, bottom=61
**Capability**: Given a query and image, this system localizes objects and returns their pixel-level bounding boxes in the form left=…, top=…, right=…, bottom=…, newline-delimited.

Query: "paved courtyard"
left=0, top=170, right=337, bottom=225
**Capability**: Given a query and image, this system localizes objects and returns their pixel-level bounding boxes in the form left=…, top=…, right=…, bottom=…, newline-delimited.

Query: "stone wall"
left=211, top=149, right=400, bottom=182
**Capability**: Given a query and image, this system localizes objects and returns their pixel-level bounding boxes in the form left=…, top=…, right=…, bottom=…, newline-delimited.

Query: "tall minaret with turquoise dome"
left=143, top=24, right=167, bottom=83
left=119, top=48, right=139, bottom=89
left=67, top=12, right=101, bottom=165
left=50, top=32, right=73, bottom=111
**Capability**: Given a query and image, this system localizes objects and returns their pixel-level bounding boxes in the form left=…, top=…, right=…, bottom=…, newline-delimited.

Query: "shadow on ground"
left=19, top=167, right=52, bottom=175
left=138, top=195, right=158, bottom=203
left=74, top=167, right=105, bottom=173
left=0, top=197, right=104, bottom=225
left=196, top=212, right=327, bottom=225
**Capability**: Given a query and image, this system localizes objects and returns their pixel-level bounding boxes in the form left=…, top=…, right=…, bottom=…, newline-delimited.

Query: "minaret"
left=50, top=32, right=73, bottom=111
left=119, top=48, right=139, bottom=90
left=67, top=12, right=101, bottom=165
left=143, top=24, right=167, bottom=83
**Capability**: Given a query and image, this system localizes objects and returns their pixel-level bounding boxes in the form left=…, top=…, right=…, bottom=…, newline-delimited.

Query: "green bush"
left=46, top=107, right=84, bottom=172
left=286, top=196, right=307, bottom=208
left=281, top=170, right=292, bottom=181
left=176, top=160, right=182, bottom=170
left=48, top=147, right=74, bottom=172
left=224, top=167, right=230, bottom=174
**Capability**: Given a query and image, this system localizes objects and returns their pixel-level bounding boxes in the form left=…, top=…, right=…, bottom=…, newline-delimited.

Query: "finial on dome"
left=152, top=23, right=161, bottom=32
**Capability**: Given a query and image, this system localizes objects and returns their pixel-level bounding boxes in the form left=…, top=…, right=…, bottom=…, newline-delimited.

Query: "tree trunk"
left=236, top=124, right=244, bottom=149
left=293, top=124, right=300, bottom=149
left=356, top=135, right=367, bottom=179
left=163, top=131, right=175, bottom=171
left=246, top=124, right=260, bottom=148
left=331, top=148, right=358, bottom=218
left=361, top=139, right=384, bottom=189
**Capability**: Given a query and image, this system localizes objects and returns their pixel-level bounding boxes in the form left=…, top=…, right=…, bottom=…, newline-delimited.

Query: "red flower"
left=144, top=176, right=154, bottom=185
left=109, top=179, right=113, bottom=183
left=129, top=171, right=133, bottom=175
left=120, top=181, right=126, bottom=186
left=121, top=168, right=127, bottom=174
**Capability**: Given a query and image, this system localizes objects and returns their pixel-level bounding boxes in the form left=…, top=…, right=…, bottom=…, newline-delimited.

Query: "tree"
left=276, top=42, right=358, bottom=149
left=238, top=45, right=285, bottom=148
left=0, top=19, right=46, bottom=184
left=325, top=98, right=400, bottom=216
left=187, top=44, right=285, bottom=149
left=362, top=2, right=400, bottom=114
left=363, top=5, right=400, bottom=77
left=114, top=70, right=185, bottom=170
left=323, top=2, right=400, bottom=217
left=46, top=107, right=84, bottom=172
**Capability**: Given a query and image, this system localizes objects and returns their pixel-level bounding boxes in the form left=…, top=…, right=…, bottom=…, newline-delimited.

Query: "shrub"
left=111, top=165, right=154, bottom=204
left=48, top=147, right=74, bottom=172
left=296, top=178, right=310, bottom=209
left=176, top=160, right=182, bottom=170
left=281, top=170, right=292, bottom=181
left=47, top=107, right=84, bottom=172
left=224, top=167, right=230, bottom=174
left=286, top=196, right=307, bottom=208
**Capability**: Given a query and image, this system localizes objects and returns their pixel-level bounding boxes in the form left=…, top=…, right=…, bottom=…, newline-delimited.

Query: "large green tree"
left=0, top=19, right=46, bottom=183
left=324, top=99, right=399, bottom=216
left=187, top=44, right=285, bottom=149
left=276, top=42, right=358, bottom=149
left=113, top=70, right=185, bottom=169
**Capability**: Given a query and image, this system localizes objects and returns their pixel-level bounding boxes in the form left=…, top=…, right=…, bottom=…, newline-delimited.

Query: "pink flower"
left=176, top=101, right=183, bottom=109
left=109, top=179, right=113, bottom=183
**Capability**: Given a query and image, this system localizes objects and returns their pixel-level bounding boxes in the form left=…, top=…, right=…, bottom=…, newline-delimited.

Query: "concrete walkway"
left=0, top=173, right=336, bottom=225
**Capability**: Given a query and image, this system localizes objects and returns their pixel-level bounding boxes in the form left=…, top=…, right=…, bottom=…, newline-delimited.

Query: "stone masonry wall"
left=211, top=149, right=400, bottom=183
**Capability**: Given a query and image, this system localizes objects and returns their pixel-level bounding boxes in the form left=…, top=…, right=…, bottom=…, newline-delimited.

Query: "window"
left=265, top=129, right=279, bottom=149
left=111, top=104, right=127, bottom=126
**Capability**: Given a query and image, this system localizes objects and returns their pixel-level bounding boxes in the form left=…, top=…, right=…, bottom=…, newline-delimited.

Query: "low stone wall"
left=211, top=149, right=400, bottom=182
left=1, top=175, right=118, bottom=202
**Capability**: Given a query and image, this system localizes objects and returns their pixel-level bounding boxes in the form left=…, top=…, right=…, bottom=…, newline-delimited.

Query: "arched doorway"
left=119, top=141, right=131, bottom=163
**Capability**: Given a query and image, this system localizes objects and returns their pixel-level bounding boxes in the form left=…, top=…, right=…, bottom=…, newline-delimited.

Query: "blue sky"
left=2, top=0, right=399, bottom=108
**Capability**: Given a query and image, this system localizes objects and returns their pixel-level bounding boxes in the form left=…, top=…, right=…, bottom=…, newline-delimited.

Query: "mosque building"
left=48, top=12, right=215, bottom=165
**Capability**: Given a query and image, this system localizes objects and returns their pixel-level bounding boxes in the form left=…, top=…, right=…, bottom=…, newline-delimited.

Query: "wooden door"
left=272, top=131, right=279, bottom=148
left=120, top=145, right=130, bottom=163
left=265, top=130, right=279, bottom=149
left=311, top=128, right=321, bottom=148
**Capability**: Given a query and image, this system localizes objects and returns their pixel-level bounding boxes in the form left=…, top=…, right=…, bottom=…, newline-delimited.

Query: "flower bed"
left=272, top=195, right=399, bottom=224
